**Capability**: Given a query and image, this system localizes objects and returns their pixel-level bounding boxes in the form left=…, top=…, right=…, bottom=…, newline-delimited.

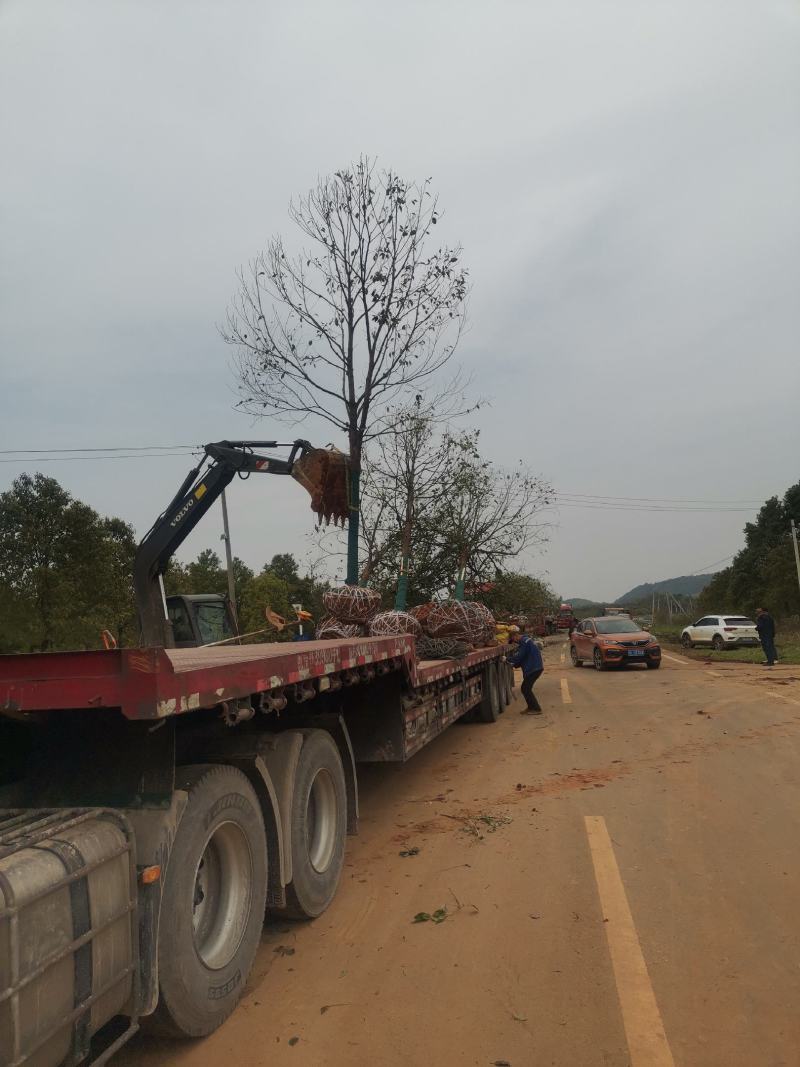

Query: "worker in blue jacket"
left=508, top=627, right=544, bottom=714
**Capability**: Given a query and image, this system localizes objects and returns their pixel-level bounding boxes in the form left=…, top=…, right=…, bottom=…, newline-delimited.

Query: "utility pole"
left=220, top=490, right=238, bottom=629
left=791, top=519, right=800, bottom=599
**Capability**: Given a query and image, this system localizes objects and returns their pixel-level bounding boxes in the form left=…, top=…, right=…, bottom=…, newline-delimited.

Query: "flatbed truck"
left=0, top=440, right=512, bottom=1067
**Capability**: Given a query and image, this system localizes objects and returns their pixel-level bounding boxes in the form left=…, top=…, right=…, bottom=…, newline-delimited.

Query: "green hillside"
left=615, top=574, right=715, bottom=605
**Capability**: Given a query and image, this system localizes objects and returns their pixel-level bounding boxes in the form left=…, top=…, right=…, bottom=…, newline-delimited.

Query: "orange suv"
left=570, top=617, right=661, bottom=670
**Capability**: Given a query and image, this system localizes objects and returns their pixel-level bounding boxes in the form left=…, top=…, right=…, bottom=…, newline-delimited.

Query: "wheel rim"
left=306, top=768, right=338, bottom=873
left=594, top=649, right=602, bottom=669
left=570, top=646, right=578, bottom=665
left=192, top=821, right=253, bottom=970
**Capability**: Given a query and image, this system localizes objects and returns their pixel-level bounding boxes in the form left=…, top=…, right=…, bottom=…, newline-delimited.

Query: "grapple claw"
left=291, top=446, right=350, bottom=526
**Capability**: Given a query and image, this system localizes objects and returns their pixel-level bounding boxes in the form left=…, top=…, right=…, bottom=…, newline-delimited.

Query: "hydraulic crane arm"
left=134, top=440, right=348, bottom=647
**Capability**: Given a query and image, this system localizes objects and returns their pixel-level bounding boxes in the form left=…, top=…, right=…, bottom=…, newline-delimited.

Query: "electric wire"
left=0, top=453, right=201, bottom=464
left=0, top=445, right=198, bottom=454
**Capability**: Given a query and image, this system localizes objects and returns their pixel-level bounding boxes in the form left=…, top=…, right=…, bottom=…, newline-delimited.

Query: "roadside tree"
left=223, top=157, right=469, bottom=584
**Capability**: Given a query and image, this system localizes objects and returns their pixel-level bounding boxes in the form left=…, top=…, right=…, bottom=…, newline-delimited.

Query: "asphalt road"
left=119, top=639, right=800, bottom=1067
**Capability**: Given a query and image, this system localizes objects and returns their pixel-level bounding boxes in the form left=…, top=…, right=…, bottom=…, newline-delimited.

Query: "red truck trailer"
left=0, top=439, right=513, bottom=1067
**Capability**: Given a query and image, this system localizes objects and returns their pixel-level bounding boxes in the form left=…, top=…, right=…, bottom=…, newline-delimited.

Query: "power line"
left=0, top=445, right=198, bottom=454
left=0, top=451, right=200, bottom=464
left=542, top=501, right=755, bottom=514
left=554, top=491, right=763, bottom=505
left=688, top=554, right=736, bottom=575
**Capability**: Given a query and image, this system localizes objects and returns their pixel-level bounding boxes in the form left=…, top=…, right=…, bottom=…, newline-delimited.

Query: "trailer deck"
left=0, top=638, right=507, bottom=720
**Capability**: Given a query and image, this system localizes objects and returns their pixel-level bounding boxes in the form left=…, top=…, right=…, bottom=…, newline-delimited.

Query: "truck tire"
left=477, top=662, right=501, bottom=723
left=149, top=764, right=268, bottom=1038
left=285, top=730, right=347, bottom=920
left=500, top=661, right=512, bottom=707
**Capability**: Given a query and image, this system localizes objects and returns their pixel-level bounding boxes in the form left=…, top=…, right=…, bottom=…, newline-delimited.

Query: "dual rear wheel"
left=152, top=732, right=347, bottom=1037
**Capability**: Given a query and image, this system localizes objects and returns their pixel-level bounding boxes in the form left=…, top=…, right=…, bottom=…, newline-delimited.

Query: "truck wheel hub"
left=306, top=769, right=337, bottom=873
left=192, top=821, right=253, bottom=970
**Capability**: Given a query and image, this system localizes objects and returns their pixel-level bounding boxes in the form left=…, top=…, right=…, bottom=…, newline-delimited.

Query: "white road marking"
left=661, top=653, right=687, bottom=665
left=705, top=671, right=722, bottom=678
left=560, top=678, right=572, bottom=705
left=585, top=816, right=676, bottom=1067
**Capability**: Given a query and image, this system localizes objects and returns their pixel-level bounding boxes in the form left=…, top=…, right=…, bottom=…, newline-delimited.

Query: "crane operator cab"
left=166, top=593, right=237, bottom=647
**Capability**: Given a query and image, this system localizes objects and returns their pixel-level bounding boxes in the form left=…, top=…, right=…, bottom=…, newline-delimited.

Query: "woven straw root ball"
left=470, top=602, right=497, bottom=647
left=322, top=585, right=382, bottom=623
left=417, top=636, right=472, bottom=660
left=316, top=617, right=367, bottom=639
left=368, top=610, right=423, bottom=638
left=424, top=600, right=485, bottom=643
left=408, top=602, right=435, bottom=626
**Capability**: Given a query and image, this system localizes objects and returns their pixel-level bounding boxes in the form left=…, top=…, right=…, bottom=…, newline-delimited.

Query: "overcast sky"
left=1, top=0, right=798, bottom=602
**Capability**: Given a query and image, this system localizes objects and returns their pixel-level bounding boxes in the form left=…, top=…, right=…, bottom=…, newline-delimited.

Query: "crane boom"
left=134, top=440, right=348, bottom=647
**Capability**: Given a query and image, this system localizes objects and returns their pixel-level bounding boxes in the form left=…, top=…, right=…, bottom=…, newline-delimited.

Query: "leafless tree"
left=222, top=157, right=469, bottom=582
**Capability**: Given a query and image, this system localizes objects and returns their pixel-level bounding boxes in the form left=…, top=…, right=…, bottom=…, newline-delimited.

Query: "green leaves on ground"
left=412, top=908, right=447, bottom=924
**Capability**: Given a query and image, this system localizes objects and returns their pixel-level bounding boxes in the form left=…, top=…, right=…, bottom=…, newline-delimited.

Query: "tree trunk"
left=454, top=547, right=468, bottom=601
left=394, top=519, right=413, bottom=610
left=346, top=455, right=361, bottom=586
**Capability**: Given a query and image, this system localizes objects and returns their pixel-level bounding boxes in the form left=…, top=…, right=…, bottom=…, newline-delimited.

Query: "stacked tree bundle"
left=316, top=588, right=497, bottom=660
left=317, top=586, right=382, bottom=639
left=316, top=619, right=366, bottom=639
left=368, top=610, right=423, bottom=638
left=471, top=602, right=497, bottom=647
left=412, top=600, right=498, bottom=652
left=416, top=636, right=472, bottom=660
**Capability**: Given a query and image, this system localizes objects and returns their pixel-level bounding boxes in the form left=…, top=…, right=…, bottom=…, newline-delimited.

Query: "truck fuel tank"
left=0, top=809, right=138, bottom=1067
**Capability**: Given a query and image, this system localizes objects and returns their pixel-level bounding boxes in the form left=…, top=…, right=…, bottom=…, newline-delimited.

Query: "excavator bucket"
left=291, top=446, right=350, bottom=527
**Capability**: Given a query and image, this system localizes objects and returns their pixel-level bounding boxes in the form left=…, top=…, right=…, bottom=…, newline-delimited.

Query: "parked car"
left=680, top=615, right=759, bottom=650
left=570, top=616, right=661, bottom=670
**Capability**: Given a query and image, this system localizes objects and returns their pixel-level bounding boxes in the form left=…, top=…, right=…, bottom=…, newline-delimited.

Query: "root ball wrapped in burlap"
left=470, top=602, right=497, bottom=647
left=316, top=617, right=367, bottom=639
left=368, top=610, right=423, bottom=638
left=424, top=600, right=484, bottom=642
left=322, top=586, right=381, bottom=623
left=408, top=602, right=435, bottom=626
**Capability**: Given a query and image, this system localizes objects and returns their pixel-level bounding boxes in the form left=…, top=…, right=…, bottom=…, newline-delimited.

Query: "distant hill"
left=615, top=574, right=715, bottom=605
left=564, top=598, right=596, bottom=608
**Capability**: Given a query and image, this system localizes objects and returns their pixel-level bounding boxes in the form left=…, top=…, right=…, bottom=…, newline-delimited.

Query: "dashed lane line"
left=560, top=651, right=565, bottom=664
left=585, top=816, right=676, bottom=1067
left=560, top=678, right=572, bottom=705
left=661, top=652, right=688, bottom=665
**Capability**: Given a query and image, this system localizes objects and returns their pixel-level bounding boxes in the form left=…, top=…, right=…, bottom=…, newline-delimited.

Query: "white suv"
left=680, top=615, right=759, bottom=651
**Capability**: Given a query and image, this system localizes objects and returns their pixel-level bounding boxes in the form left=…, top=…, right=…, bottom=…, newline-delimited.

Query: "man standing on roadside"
left=755, top=607, right=777, bottom=666
left=508, top=627, right=544, bottom=714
